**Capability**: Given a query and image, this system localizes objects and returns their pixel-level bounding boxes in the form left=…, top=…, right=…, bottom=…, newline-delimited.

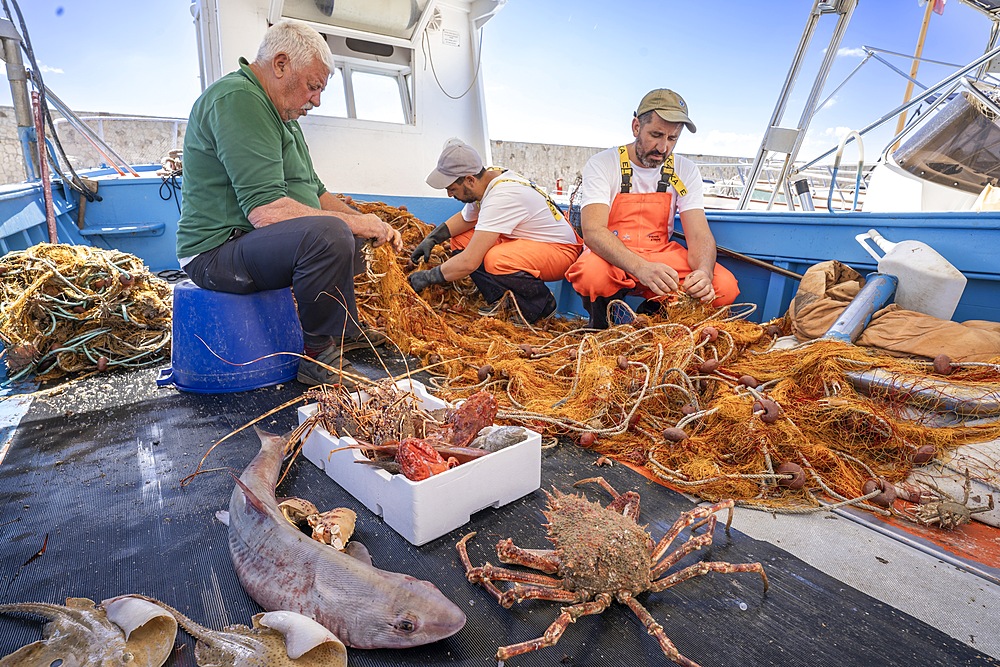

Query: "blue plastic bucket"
left=157, top=280, right=303, bottom=393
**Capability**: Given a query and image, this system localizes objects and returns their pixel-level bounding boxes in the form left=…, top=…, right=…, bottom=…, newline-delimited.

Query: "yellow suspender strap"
left=618, top=147, right=688, bottom=197
left=618, top=146, right=632, bottom=193
left=660, top=155, right=688, bottom=197
left=491, top=177, right=567, bottom=222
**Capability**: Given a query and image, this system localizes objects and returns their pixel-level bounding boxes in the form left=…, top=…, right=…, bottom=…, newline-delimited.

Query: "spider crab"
left=905, top=468, right=995, bottom=531
left=456, top=477, right=768, bottom=667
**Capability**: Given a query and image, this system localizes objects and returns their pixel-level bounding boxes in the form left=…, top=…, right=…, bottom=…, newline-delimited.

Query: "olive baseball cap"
left=636, top=89, right=697, bottom=133
left=426, top=138, right=485, bottom=189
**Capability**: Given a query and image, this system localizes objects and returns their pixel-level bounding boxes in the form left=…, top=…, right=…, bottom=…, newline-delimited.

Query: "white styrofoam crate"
left=297, top=379, right=541, bottom=546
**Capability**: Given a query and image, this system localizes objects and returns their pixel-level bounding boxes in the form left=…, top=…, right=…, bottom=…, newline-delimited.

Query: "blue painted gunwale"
left=1, top=168, right=998, bottom=328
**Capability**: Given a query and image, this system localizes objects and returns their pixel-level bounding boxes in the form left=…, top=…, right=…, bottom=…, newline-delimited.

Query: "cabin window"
left=350, top=69, right=409, bottom=123
left=309, top=64, right=412, bottom=124
left=317, top=68, right=348, bottom=118
left=268, top=0, right=425, bottom=125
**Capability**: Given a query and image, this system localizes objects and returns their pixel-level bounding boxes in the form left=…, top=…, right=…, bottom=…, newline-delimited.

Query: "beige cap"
left=636, top=89, right=697, bottom=133
left=426, top=138, right=485, bottom=189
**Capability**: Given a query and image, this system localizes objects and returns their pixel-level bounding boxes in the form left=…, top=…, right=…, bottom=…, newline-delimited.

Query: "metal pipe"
left=0, top=18, right=33, bottom=180
left=42, top=85, right=139, bottom=177
left=798, top=41, right=1000, bottom=172
left=738, top=0, right=831, bottom=210
left=822, top=273, right=897, bottom=343
left=793, top=178, right=815, bottom=211
left=769, top=0, right=859, bottom=210
left=32, top=90, right=57, bottom=242
left=846, top=367, right=1000, bottom=417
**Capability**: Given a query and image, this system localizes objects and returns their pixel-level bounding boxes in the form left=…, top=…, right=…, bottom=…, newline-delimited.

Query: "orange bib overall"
left=565, top=150, right=738, bottom=306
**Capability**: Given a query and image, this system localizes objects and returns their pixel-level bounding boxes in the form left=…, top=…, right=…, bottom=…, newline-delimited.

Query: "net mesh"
left=0, top=243, right=171, bottom=381
left=351, top=198, right=1000, bottom=514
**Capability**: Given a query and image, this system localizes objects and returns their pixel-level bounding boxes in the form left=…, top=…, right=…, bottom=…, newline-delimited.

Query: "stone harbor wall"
left=489, top=139, right=749, bottom=198
left=0, top=106, right=185, bottom=184
left=0, top=106, right=746, bottom=192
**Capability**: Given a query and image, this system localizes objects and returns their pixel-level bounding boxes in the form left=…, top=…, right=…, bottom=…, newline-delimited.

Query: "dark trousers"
left=469, top=267, right=556, bottom=323
left=582, top=288, right=629, bottom=329
left=184, top=216, right=365, bottom=344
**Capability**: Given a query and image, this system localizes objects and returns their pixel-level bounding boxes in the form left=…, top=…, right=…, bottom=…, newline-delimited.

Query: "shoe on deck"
left=340, top=324, right=388, bottom=352
left=297, top=344, right=360, bottom=388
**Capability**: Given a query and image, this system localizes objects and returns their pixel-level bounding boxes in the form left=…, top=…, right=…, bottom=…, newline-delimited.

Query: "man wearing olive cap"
left=408, top=138, right=582, bottom=324
left=566, top=89, right=739, bottom=328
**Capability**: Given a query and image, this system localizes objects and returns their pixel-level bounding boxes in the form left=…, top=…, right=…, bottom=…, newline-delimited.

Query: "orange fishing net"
left=350, top=198, right=1000, bottom=515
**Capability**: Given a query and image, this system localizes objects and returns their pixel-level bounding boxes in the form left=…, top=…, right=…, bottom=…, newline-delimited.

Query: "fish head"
left=348, top=573, right=466, bottom=648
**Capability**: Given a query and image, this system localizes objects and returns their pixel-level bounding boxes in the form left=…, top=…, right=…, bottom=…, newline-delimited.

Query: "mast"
left=890, top=0, right=935, bottom=153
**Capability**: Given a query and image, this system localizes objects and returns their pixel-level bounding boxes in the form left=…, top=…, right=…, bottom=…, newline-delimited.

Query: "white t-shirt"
left=461, top=170, right=578, bottom=244
left=578, top=147, right=705, bottom=213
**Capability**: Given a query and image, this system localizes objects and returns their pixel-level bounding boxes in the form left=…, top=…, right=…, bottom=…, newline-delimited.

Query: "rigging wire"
left=422, top=26, right=484, bottom=100
left=1, top=0, right=98, bottom=201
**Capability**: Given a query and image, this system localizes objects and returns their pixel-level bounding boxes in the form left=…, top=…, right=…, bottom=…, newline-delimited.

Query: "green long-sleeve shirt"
left=176, top=57, right=327, bottom=260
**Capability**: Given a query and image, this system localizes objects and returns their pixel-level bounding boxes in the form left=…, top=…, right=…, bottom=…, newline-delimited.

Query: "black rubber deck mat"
left=0, top=367, right=996, bottom=667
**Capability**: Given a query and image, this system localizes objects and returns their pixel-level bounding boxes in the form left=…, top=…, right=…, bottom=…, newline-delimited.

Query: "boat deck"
left=1, top=349, right=998, bottom=666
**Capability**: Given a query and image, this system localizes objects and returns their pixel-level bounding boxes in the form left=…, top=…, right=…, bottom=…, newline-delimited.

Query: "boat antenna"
left=0, top=0, right=98, bottom=201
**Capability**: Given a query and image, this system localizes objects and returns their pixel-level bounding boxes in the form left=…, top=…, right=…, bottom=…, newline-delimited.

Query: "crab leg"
left=573, top=476, right=641, bottom=519
left=650, top=515, right=718, bottom=579
left=496, top=538, right=560, bottom=574
left=496, top=593, right=613, bottom=661
left=457, top=532, right=505, bottom=602
left=650, top=560, right=769, bottom=594
left=620, top=593, right=701, bottom=667
left=651, top=500, right=734, bottom=563
left=468, top=564, right=563, bottom=598
left=458, top=533, right=563, bottom=605
left=499, top=584, right=587, bottom=608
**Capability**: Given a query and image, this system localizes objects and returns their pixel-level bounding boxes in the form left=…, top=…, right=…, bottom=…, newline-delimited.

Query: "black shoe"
left=297, top=344, right=360, bottom=388
left=477, top=301, right=503, bottom=317
left=340, top=324, right=388, bottom=352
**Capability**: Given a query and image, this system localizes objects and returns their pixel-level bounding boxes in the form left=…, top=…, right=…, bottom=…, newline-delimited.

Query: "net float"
left=662, top=427, right=688, bottom=442
left=933, top=354, right=952, bottom=376
left=862, top=478, right=897, bottom=508
left=775, top=462, right=805, bottom=490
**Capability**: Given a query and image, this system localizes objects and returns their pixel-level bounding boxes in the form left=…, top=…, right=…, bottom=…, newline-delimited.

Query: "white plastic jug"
left=855, top=229, right=967, bottom=321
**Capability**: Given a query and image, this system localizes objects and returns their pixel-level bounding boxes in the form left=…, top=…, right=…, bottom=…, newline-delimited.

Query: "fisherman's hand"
left=632, top=261, right=680, bottom=296
left=365, top=216, right=399, bottom=250
left=408, top=265, right=446, bottom=292
left=388, top=229, right=403, bottom=253
left=683, top=269, right=715, bottom=303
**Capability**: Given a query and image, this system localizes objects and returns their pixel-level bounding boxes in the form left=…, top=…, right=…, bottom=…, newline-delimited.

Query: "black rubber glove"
left=410, top=222, right=452, bottom=264
left=408, top=265, right=446, bottom=292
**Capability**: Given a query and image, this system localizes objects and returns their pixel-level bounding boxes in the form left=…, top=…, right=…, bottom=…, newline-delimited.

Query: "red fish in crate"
left=397, top=437, right=459, bottom=481
left=436, top=390, right=499, bottom=447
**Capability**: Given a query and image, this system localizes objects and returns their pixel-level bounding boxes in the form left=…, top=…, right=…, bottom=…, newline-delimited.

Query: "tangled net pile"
left=0, top=243, right=172, bottom=382
left=347, top=198, right=1000, bottom=515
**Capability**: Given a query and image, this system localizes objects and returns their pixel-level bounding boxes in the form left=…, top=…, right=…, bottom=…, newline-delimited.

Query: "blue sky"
left=3, top=0, right=991, bottom=160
